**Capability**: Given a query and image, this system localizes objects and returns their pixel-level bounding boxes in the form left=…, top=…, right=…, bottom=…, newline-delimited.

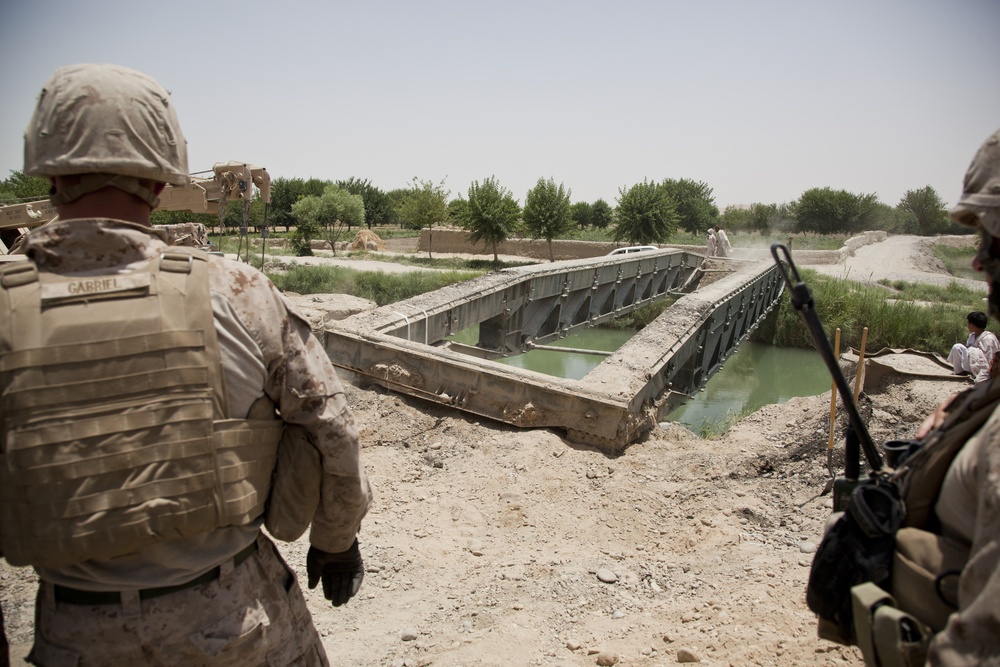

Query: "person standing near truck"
left=0, top=63, right=372, bottom=666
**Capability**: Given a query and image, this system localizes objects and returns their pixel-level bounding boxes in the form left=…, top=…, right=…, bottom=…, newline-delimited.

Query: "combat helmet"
left=951, top=127, right=1000, bottom=236
left=24, top=63, right=189, bottom=207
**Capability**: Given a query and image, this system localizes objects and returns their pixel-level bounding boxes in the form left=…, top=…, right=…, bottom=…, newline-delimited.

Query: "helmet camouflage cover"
left=951, top=127, right=1000, bottom=236
left=24, top=63, right=189, bottom=187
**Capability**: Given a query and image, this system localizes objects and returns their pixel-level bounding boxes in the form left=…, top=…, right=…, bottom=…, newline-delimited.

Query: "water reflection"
left=667, top=342, right=830, bottom=436
left=495, top=329, right=635, bottom=380
left=452, top=325, right=830, bottom=437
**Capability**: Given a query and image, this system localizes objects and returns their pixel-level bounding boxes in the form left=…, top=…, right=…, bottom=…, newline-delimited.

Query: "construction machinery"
left=0, top=199, right=57, bottom=255
left=1, top=162, right=270, bottom=260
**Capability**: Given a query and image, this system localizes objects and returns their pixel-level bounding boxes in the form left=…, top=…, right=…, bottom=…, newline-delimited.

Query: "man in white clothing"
left=714, top=226, right=732, bottom=257
left=947, top=310, right=999, bottom=382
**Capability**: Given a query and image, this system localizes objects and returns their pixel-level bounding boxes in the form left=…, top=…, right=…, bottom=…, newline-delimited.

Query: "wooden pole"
left=828, top=328, right=841, bottom=453
left=853, top=327, right=869, bottom=401
left=825, top=327, right=841, bottom=487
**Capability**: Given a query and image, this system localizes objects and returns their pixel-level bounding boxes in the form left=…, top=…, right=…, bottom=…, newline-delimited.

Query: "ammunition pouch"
left=892, top=527, right=966, bottom=632
left=851, top=583, right=930, bottom=667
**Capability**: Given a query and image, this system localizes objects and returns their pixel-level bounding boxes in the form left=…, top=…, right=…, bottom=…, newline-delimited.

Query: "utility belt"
left=50, top=540, right=259, bottom=606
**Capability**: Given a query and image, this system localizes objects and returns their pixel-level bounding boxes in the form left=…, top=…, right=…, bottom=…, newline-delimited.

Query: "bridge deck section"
left=324, top=251, right=783, bottom=451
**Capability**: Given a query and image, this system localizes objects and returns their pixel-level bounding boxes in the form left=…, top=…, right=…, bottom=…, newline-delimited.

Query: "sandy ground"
left=0, top=234, right=981, bottom=666
left=805, top=234, right=983, bottom=291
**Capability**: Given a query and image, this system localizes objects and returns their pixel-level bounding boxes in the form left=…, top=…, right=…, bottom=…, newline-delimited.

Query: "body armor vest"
left=809, top=377, right=1000, bottom=654
left=886, top=378, right=1000, bottom=631
left=0, top=249, right=282, bottom=568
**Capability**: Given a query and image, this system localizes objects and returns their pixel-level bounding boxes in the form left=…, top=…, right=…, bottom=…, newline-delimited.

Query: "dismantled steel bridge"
left=324, top=249, right=784, bottom=452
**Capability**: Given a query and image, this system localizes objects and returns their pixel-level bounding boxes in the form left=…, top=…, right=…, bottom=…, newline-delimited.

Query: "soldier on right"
left=922, top=127, right=1000, bottom=665
left=807, top=129, right=1000, bottom=667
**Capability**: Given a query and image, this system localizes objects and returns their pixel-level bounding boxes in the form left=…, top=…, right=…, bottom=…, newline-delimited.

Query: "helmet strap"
left=51, top=174, right=161, bottom=208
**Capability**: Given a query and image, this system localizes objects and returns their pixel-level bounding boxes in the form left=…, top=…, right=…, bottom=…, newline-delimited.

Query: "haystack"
left=350, top=229, right=387, bottom=251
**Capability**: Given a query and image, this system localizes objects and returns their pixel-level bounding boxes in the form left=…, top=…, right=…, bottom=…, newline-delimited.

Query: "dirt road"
left=805, top=234, right=984, bottom=290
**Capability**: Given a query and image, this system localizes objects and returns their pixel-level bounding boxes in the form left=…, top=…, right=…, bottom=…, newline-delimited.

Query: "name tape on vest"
left=41, top=273, right=152, bottom=302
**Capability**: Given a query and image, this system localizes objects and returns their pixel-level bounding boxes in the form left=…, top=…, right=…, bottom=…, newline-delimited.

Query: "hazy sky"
left=2, top=0, right=998, bottom=209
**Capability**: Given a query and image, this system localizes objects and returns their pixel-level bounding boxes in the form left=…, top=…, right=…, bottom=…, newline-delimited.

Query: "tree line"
left=1, top=170, right=966, bottom=259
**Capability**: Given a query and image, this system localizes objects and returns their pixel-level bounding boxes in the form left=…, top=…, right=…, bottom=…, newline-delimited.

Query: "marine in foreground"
left=0, top=63, right=371, bottom=665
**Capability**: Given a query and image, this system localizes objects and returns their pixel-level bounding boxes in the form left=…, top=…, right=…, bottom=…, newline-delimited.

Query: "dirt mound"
left=351, top=229, right=387, bottom=252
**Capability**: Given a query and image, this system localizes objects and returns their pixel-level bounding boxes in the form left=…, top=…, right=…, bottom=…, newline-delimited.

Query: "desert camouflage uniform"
left=10, top=218, right=371, bottom=665
left=929, top=405, right=1000, bottom=666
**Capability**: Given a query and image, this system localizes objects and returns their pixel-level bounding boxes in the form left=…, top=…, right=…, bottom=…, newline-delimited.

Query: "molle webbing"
left=0, top=250, right=280, bottom=568
left=896, top=379, right=1000, bottom=530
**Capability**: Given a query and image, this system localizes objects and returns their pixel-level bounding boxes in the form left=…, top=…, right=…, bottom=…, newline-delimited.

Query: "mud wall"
left=418, top=228, right=616, bottom=260
left=416, top=227, right=887, bottom=264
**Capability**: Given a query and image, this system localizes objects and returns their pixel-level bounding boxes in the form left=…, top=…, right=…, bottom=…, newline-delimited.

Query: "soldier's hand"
left=916, top=394, right=958, bottom=439
left=306, top=539, right=364, bottom=607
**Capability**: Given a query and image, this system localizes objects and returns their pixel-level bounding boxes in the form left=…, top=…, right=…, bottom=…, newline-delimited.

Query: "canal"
left=457, top=326, right=831, bottom=437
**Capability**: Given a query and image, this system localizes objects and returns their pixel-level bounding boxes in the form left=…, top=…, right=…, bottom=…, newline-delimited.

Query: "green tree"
left=614, top=180, right=678, bottom=245
left=523, top=177, right=572, bottom=261
left=217, top=191, right=267, bottom=233
left=720, top=205, right=752, bottom=232
left=795, top=188, right=882, bottom=235
left=465, top=176, right=521, bottom=262
left=397, top=177, right=450, bottom=258
left=337, top=177, right=394, bottom=228
left=591, top=199, right=613, bottom=229
left=721, top=202, right=796, bottom=234
left=263, top=177, right=327, bottom=230
left=897, top=186, right=954, bottom=236
left=570, top=201, right=593, bottom=229
left=396, top=178, right=450, bottom=231
left=660, top=179, right=719, bottom=234
left=269, top=177, right=304, bottom=229
left=0, top=170, right=50, bottom=202
left=290, top=195, right=321, bottom=255
left=385, top=188, right=410, bottom=227
left=291, top=185, right=364, bottom=255
left=447, top=197, right=469, bottom=226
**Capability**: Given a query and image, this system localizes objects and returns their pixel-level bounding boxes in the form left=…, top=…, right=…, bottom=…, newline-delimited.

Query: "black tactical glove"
left=306, top=539, right=364, bottom=607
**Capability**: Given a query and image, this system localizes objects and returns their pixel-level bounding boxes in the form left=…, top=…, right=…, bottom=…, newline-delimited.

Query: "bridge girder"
left=324, top=251, right=783, bottom=452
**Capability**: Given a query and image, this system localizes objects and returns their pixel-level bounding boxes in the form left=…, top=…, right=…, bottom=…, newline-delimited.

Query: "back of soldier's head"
left=24, top=63, right=189, bottom=207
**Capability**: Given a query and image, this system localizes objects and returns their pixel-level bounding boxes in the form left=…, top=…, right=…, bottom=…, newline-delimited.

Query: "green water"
left=494, top=328, right=636, bottom=380
left=665, top=342, right=831, bottom=436
left=453, top=326, right=831, bottom=436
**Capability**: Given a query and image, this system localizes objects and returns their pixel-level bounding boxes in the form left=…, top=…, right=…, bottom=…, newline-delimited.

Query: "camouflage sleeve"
left=209, top=259, right=372, bottom=553
left=927, top=422, right=1000, bottom=666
